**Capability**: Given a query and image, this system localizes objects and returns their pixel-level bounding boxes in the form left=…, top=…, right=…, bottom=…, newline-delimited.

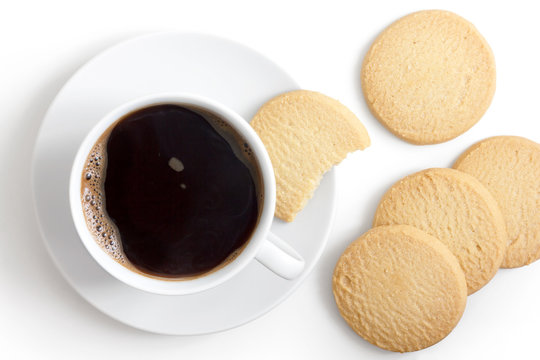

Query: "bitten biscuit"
left=454, top=136, right=540, bottom=268
left=333, top=225, right=467, bottom=352
left=373, top=168, right=507, bottom=294
left=251, top=90, right=370, bottom=222
left=361, top=10, right=496, bottom=144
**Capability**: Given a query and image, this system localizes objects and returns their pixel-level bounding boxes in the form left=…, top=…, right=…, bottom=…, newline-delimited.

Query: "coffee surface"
left=81, top=105, right=260, bottom=278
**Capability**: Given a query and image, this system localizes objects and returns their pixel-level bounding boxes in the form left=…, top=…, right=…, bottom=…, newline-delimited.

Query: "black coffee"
left=80, top=104, right=261, bottom=278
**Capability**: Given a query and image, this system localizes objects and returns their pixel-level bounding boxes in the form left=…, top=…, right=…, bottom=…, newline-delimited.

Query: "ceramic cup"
left=69, top=93, right=304, bottom=295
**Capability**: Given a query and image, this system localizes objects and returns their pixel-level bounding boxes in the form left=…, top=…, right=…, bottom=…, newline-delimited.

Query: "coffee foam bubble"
left=80, top=136, right=130, bottom=266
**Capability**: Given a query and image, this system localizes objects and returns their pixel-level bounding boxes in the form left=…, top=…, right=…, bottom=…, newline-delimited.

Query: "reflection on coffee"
left=80, top=105, right=262, bottom=278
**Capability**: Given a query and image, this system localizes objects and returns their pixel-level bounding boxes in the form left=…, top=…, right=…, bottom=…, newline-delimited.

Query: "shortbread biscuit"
left=251, top=90, right=370, bottom=222
left=361, top=10, right=496, bottom=144
left=373, top=168, right=507, bottom=294
left=454, top=136, right=540, bottom=268
left=333, top=225, right=467, bottom=352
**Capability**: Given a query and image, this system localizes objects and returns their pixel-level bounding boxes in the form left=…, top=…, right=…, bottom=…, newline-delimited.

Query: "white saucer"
left=32, top=32, right=336, bottom=335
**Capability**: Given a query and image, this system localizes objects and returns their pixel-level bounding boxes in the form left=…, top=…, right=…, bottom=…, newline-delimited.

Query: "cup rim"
left=69, top=93, right=276, bottom=295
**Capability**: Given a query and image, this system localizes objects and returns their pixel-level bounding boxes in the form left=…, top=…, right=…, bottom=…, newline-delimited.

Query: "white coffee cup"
left=69, top=93, right=304, bottom=295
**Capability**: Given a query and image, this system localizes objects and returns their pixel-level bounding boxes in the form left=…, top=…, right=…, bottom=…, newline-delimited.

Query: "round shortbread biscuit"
left=454, top=136, right=540, bottom=268
left=251, top=90, right=370, bottom=222
left=333, top=225, right=467, bottom=352
left=373, top=168, right=507, bottom=294
left=361, top=10, right=496, bottom=144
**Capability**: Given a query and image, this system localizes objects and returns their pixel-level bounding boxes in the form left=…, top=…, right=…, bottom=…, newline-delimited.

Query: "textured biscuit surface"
left=373, top=168, right=507, bottom=294
left=454, top=136, right=540, bottom=268
left=251, top=90, right=370, bottom=222
left=333, top=225, right=467, bottom=352
left=361, top=10, right=496, bottom=144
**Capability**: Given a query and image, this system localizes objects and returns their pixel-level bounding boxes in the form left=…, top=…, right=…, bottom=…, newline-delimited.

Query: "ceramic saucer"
left=32, top=32, right=336, bottom=335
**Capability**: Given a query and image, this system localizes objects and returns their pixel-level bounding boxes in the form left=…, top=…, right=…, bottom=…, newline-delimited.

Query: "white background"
left=1, top=0, right=539, bottom=359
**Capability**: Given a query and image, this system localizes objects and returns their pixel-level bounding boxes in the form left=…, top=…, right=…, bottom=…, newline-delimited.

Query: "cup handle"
left=255, top=232, right=305, bottom=280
